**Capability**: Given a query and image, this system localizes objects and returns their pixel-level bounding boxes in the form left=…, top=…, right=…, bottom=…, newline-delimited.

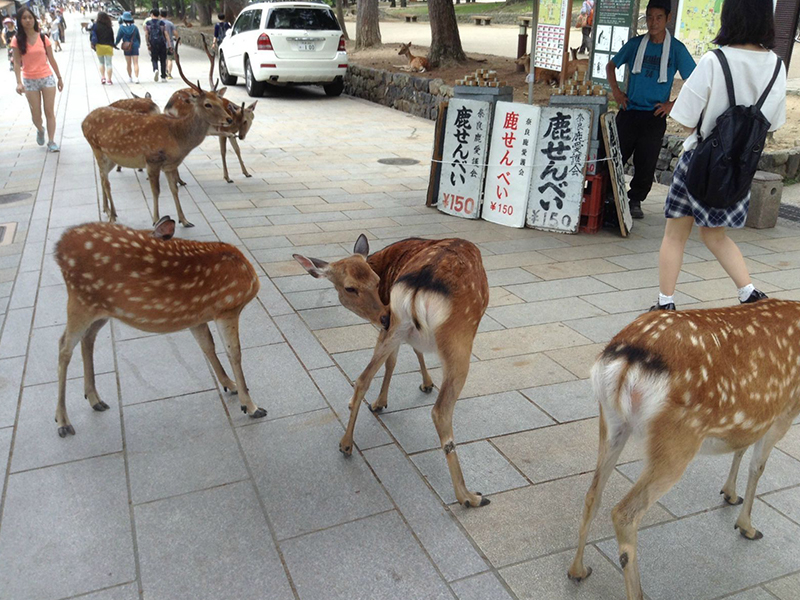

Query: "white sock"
left=738, top=284, right=755, bottom=302
left=658, top=293, right=674, bottom=306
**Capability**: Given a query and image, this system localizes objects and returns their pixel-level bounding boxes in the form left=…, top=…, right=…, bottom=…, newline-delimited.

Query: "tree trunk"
left=336, top=0, right=349, bottom=40
left=224, top=0, right=247, bottom=24
left=198, top=2, right=214, bottom=26
left=428, top=0, right=466, bottom=65
left=355, top=0, right=381, bottom=49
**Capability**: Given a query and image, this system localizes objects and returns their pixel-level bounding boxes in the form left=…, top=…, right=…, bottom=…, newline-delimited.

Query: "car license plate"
left=298, top=43, right=315, bottom=51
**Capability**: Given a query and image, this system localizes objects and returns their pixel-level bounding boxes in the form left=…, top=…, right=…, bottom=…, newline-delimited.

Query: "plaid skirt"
left=664, top=150, right=750, bottom=229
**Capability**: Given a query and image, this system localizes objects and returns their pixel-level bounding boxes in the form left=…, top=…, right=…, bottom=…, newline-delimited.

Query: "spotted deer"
left=568, top=300, right=800, bottom=600
left=110, top=93, right=159, bottom=174
left=81, top=41, right=231, bottom=227
left=53, top=217, right=266, bottom=438
left=398, top=42, right=429, bottom=73
left=295, top=235, right=491, bottom=507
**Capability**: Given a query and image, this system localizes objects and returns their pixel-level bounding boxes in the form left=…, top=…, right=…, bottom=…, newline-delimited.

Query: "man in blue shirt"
left=606, top=0, right=695, bottom=218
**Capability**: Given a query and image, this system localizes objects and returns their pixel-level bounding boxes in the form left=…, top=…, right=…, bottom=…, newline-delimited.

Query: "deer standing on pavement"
left=110, top=93, right=159, bottom=174
left=568, top=300, right=800, bottom=600
left=53, top=217, right=266, bottom=438
left=398, top=42, right=429, bottom=73
left=295, top=236, right=491, bottom=508
left=81, top=41, right=231, bottom=227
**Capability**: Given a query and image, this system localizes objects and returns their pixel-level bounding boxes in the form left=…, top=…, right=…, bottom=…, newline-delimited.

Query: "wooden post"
left=560, top=0, right=574, bottom=88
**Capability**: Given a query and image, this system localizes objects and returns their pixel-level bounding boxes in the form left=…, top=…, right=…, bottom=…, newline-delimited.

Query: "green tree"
left=355, top=0, right=381, bottom=49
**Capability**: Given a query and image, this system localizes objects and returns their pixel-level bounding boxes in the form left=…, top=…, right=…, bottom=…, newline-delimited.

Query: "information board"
left=438, top=99, right=492, bottom=220
left=482, top=102, right=542, bottom=228
left=675, top=0, right=723, bottom=58
left=527, top=108, right=592, bottom=233
left=601, top=111, right=633, bottom=236
left=590, top=0, right=636, bottom=90
left=534, top=0, right=570, bottom=72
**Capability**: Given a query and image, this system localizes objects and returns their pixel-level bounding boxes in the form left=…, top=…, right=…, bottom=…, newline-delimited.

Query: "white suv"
left=218, top=1, right=348, bottom=97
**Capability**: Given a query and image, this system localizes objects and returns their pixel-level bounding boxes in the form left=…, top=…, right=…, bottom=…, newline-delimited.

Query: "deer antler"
left=200, top=32, right=215, bottom=88
left=173, top=38, right=202, bottom=93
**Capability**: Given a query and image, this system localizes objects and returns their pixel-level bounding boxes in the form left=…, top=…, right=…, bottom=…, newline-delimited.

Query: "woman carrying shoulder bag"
left=91, top=11, right=116, bottom=85
left=651, top=0, right=786, bottom=311
left=116, top=12, right=140, bottom=83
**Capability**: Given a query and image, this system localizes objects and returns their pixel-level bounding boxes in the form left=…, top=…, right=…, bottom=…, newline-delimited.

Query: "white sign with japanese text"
left=527, top=108, right=592, bottom=234
left=438, top=99, right=492, bottom=219
left=482, top=102, right=542, bottom=228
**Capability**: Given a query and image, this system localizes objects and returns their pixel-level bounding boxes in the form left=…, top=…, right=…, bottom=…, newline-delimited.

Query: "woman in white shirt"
left=651, top=0, right=786, bottom=311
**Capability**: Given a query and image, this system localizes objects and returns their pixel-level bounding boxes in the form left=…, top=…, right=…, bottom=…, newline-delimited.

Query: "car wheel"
left=219, top=52, right=237, bottom=86
left=245, top=58, right=266, bottom=97
left=323, top=79, right=344, bottom=97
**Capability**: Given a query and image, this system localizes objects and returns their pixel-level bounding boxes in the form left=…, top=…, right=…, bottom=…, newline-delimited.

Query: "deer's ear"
left=152, top=216, right=176, bottom=240
left=145, top=91, right=152, bottom=99
left=293, top=254, right=329, bottom=279
left=354, top=234, right=369, bottom=257
left=247, top=101, right=258, bottom=112
left=217, top=87, right=227, bottom=97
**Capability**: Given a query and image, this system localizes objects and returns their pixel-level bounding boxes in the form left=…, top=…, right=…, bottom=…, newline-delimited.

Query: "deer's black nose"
left=380, top=314, right=391, bottom=330
left=226, top=117, right=233, bottom=124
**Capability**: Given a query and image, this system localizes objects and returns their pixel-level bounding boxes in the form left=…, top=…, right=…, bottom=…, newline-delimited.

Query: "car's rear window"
left=267, top=7, right=340, bottom=31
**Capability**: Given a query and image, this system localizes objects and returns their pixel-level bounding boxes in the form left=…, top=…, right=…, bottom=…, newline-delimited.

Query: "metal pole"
left=527, top=0, right=539, bottom=104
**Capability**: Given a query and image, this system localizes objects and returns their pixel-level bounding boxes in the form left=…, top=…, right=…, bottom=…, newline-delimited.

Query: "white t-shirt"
left=670, top=47, right=786, bottom=152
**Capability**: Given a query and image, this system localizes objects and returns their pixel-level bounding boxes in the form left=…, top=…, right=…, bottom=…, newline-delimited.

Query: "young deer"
left=398, top=42, right=429, bottom=73
left=82, top=41, right=231, bottom=227
left=568, top=300, right=800, bottom=600
left=53, top=217, right=266, bottom=438
left=295, top=235, right=491, bottom=508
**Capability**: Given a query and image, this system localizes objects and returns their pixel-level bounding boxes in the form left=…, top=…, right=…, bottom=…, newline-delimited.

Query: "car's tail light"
left=338, top=35, right=346, bottom=52
left=258, top=34, right=273, bottom=51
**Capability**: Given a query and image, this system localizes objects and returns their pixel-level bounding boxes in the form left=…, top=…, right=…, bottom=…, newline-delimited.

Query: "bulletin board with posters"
left=590, top=0, right=637, bottom=91
left=534, top=0, right=571, bottom=71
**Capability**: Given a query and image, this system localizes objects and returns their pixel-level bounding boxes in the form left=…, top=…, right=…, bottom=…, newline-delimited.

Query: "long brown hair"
left=14, top=7, right=40, bottom=56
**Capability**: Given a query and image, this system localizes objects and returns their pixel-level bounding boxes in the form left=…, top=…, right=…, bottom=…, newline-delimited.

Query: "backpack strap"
left=756, top=55, right=783, bottom=110
left=713, top=48, right=736, bottom=108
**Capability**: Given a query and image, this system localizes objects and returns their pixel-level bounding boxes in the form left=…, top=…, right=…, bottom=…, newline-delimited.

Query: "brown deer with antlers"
left=568, top=300, right=800, bottom=599
left=295, top=236, right=491, bottom=508
left=53, top=217, right=266, bottom=438
left=82, top=41, right=231, bottom=227
left=110, top=93, right=160, bottom=174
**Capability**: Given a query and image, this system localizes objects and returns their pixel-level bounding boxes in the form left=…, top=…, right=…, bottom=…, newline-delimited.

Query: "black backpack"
left=147, top=18, right=165, bottom=47
left=684, top=49, right=782, bottom=209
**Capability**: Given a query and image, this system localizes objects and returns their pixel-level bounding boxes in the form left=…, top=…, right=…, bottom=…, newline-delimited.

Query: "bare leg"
left=82, top=318, right=110, bottom=411
left=215, top=312, right=265, bottom=418
left=658, top=216, right=693, bottom=296
left=24, top=89, right=44, bottom=136
left=228, top=137, right=252, bottom=178
left=190, top=323, right=237, bottom=392
left=220, top=137, right=232, bottom=183
left=369, top=347, right=397, bottom=413
left=125, top=55, right=132, bottom=78
left=699, top=227, right=752, bottom=289
left=164, top=168, right=193, bottom=227
left=720, top=448, right=746, bottom=505
left=415, top=350, right=434, bottom=392
left=41, top=86, right=57, bottom=144
left=133, top=55, right=139, bottom=78
left=56, top=299, right=97, bottom=437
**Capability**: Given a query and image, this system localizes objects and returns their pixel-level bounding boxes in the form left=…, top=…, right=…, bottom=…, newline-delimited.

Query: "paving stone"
left=0, top=455, right=135, bottom=600
left=722, top=589, right=782, bottom=600
left=777, top=424, right=800, bottom=460
left=208, top=301, right=283, bottom=349
left=0, top=426, right=11, bottom=497
left=135, top=482, right=293, bottom=600
left=545, top=343, right=604, bottom=379
left=607, top=251, right=703, bottom=270
left=762, top=484, right=800, bottom=524
left=0, top=355, right=23, bottom=428
left=520, top=378, right=596, bottom=423
left=365, top=371, right=440, bottom=413
left=456, top=471, right=671, bottom=567
left=0, top=307, right=33, bottom=359
left=315, top=323, right=378, bottom=354
left=364, top=444, right=487, bottom=581
left=479, top=237, right=570, bottom=255
left=596, top=501, right=800, bottom=600
left=561, top=311, right=641, bottom=344
left=11, top=373, right=122, bottom=472
left=256, top=274, right=294, bottom=316
left=765, top=572, right=800, bottom=599
left=472, top=323, right=591, bottom=361
left=381, top=391, right=554, bottom=454
left=681, top=258, right=777, bottom=280
left=299, top=305, right=367, bottom=330
left=487, top=297, right=606, bottom=329
left=72, top=582, right=139, bottom=600
left=505, top=277, right=616, bottom=303
left=520, top=258, right=625, bottom=281
left=8, top=269, right=39, bottom=310
left=281, top=511, right=453, bottom=600
left=238, top=410, right=391, bottom=540
left=411, top=440, right=528, bottom=504
left=451, top=572, right=514, bottom=600
left=749, top=250, right=800, bottom=270
left=25, top=323, right=114, bottom=387
left=32, top=283, right=67, bottom=328
left=581, top=288, right=697, bottom=314
left=617, top=448, right=800, bottom=517
left=676, top=277, right=779, bottom=302
left=272, top=273, right=331, bottom=294
left=500, top=546, right=626, bottom=600
left=273, top=313, right=334, bottom=370
left=488, top=287, right=524, bottom=307
left=333, top=344, right=444, bottom=381
left=481, top=250, right=554, bottom=270
left=594, top=267, right=701, bottom=291
left=486, top=267, right=541, bottom=287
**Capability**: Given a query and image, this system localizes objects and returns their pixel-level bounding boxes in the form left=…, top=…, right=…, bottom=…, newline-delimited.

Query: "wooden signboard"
left=438, top=99, right=492, bottom=219
left=601, top=111, right=633, bottom=236
left=482, top=102, right=542, bottom=228
left=426, top=102, right=449, bottom=207
left=527, top=108, right=592, bottom=233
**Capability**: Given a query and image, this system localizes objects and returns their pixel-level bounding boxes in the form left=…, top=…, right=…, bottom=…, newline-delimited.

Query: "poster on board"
left=527, top=108, right=592, bottom=234
left=482, top=102, right=542, bottom=228
left=589, top=0, right=637, bottom=91
left=601, top=111, right=633, bottom=236
left=534, top=0, right=569, bottom=72
left=438, top=99, right=492, bottom=220
left=676, top=0, right=723, bottom=58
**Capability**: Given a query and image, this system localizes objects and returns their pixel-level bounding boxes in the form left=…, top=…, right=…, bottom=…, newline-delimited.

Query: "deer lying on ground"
left=398, top=42, right=429, bottom=73
left=568, top=300, right=800, bottom=600
left=53, top=217, right=266, bottom=438
left=82, top=41, right=231, bottom=227
left=111, top=93, right=159, bottom=174
left=295, top=235, right=491, bottom=507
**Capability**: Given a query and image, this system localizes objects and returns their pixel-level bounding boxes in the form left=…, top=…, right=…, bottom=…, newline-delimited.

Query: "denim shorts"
left=23, top=75, right=56, bottom=92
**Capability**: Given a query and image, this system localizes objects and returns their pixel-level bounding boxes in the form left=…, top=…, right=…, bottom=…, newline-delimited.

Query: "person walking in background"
left=116, top=11, right=140, bottom=83
left=50, top=10, right=62, bottom=52
left=578, top=0, right=594, bottom=55
left=58, top=10, right=66, bottom=43
left=145, top=8, right=167, bottom=82
left=651, top=0, right=786, bottom=311
left=213, top=13, right=230, bottom=51
left=605, top=0, right=696, bottom=219
left=11, top=7, right=63, bottom=152
left=90, top=11, right=115, bottom=84
left=160, top=8, right=176, bottom=80
left=3, top=17, right=15, bottom=71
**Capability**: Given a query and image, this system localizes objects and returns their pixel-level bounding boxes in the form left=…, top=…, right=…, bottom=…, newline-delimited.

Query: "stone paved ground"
left=1, top=16, right=800, bottom=600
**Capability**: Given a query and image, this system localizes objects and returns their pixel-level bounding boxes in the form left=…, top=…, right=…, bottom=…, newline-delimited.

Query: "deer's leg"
left=229, top=137, right=251, bottom=178
left=612, top=425, right=701, bottom=600
left=720, top=448, right=747, bottom=506
left=569, top=406, right=631, bottom=582
left=96, top=153, right=117, bottom=221
left=369, top=347, right=398, bottom=413
left=341, top=330, right=400, bottom=456
left=215, top=312, right=266, bottom=418
left=146, top=163, right=163, bottom=225
left=190, top=323, right=237, bottom=393
left=81, top=318, right=110, bottom=411
left=734, top=415, right=794, bottom=540
left=415, top=350, right=434, bottom=393
left=56, top=300, right=98, bottom=437
left=219, top=137, right=232, bottom=183
left=176, top=168, right=187, bottom=187
left=164, top=168, right=194, bottom=228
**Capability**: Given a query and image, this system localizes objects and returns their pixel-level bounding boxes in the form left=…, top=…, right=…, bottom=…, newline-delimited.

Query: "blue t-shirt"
left=612, top=35, right=696, bottom=111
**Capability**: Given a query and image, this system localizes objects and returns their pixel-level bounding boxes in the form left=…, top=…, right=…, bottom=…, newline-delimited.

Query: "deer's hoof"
left=339, top=442, right=353, bottom=457
left=567, top=567, right=592, bottom=582
left=463, top=494, right=490, bottom=508
left=58, top=425, right=75, bottom=437
left=734, top=524, right=763, bottom=540
left=249, top=407, right=267, bottom=419
left=368, top=402, right=385, bottom=413
left=91, top=400, right=110, bottom=412
left=223, top=386, right=238, bottom=395
left=181, top=220, right=195, bottom=228
left=245, top=173, right=252, bottom=178
left=225, top=178, right=233, bottom=184
left=721, top=491, right=743, bottom=506
left=420, top=384, right=434, bottom=393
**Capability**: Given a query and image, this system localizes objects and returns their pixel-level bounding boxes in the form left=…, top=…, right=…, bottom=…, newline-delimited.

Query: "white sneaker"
left=134, top=77, right=139, bottom=84
left=154, top=72, right=159, bottom=82
left=128, top=76, right=133, bottom=83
